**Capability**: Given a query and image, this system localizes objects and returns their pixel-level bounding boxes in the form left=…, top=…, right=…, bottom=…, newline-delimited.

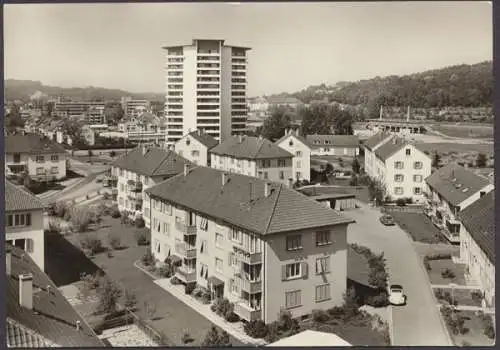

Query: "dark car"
left=379, top=214, right=395, bottom=226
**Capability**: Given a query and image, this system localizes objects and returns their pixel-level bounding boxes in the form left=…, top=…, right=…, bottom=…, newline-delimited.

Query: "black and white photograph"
left=3, top=1, right=495, bottom=347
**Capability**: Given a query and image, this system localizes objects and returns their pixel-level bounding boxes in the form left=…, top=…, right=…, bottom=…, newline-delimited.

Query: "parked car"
left=379, top=214, right=395, bottom=226
left=389, top=284, right=406, bottom=306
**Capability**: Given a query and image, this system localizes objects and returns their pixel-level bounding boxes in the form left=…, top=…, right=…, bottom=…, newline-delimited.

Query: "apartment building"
left=121, top=97, right=151, bottom=118
left=363, top=133, right=431, bottom=203
left=6, top=245, right=104, bottom=347
left=111, top=146, right=190, bottom=228
left=424, top=163, right=493, bottom=243
left=162, top=39, right=251, bottom=146
left=306, top=135, right=360, bottom=157
left=5, top=134, right=67, bottom=181
left=54, top=99, right=106, bottom=118
left=248, top=96, right=269, bottom=112
left=118, top=112, right=168, bottom=144
left=173, top=130, right=219, bottom=166
left=275, top=129, right=311, bottom=182
left=5, top=181, right=46, bottom=271
left=210, top=135, right=294, bottom=185
left=458, top=191, right=494, bottom=308
left=145, top=166, right=354, bottom=324
left=85, top=106, right=106, bottom=125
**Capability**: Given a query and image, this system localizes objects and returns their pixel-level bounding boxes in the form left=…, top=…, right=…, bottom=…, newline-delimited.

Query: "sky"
left=4, top=2, right=492, bottom=97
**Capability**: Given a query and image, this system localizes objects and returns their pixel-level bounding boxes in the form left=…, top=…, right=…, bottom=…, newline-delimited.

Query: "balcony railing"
left=127, top=180, right=143, bottom=192
left=175, top=242, right=197, bottom=259
left=175, top=266, right=197, bottom=283
left=175, top=221, right=197, bottom=235
left=234, top=302, right=261, bottom=322
left=232, top=247, right=262, bottom=265
left=441, top=228, right=461, bottom=244
left=235, top=275, right=262, bottom=294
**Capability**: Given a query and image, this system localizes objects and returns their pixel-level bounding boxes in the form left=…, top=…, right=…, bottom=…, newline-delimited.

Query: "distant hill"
left=4, top=79, right=164, bottom=102
left=272, top=61, right=493, bottom=108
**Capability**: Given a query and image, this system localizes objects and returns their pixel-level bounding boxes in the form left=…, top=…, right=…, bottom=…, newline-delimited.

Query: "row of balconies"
left=127, top=179, right=143, bottom=192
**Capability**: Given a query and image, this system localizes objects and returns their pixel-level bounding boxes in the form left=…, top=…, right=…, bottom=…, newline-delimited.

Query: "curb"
left=133, top=260, right=160, bottom=280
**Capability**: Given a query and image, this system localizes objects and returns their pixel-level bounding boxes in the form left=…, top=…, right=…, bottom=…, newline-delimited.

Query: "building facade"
left=5, top=134, right=67, bottom=181
left=275, top=130, right=311, bottom=182
left=173, top=130, right=219, bottom=166
left=146, top=166, right=353, bottom=324
left=306, top=135, right=360, bottom=157
left=54, top=99, right=106, bottom=118
left=5, top=181, right=46, bottom=271
left=162, top=39, right=251, bottom=146
left=121, top=97, right=151, bottom=118
left=210, top=135, right=294, bottom=185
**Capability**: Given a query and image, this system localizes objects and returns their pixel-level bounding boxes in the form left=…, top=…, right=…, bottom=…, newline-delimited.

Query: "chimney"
left=19, top=273, right=33, bottom=310
left=6, top=248, right=11, bottom=276
left=184, top=164, right=189, bottom=176
left=288, top=178, right=293, bottom=188
left=76, top=320, right=81, bottom=331
left=222, top=172, right=228, bottom=186
left=264, top=182, right=270, bottom=197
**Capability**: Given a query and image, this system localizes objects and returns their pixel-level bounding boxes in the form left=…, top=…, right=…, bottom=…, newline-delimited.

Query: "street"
left=344, top=203, right=452, bottom=346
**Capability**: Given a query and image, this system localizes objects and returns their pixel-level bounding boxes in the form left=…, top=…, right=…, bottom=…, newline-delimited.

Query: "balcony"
left=232, top=247, right=262, bottom=265
left=235, top=275, right=262, bottom=294
left=175, top=242, right=197, bottom=259
left=127, top=180, right=143, bottom=192
left=127, top=193, right=143, bottom=202
left=234, top=302, right=261, bottom=322
left=175, top=221, right=197, bottom=235
left=441, top=228, right=461, bottom=244
left=175, top=266, right=197, bottom=283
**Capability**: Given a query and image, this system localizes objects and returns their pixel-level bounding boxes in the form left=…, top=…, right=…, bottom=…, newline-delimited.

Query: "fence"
left=125, top=308, right=171, bottom=346
left=381, top=204, right=424, bottom=214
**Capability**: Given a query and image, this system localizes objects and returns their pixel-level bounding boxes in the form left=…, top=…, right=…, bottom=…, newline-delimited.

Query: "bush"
left=244, top=319, right=269, bottom=339
left=424, top=256, right=432, bottom=271
left=79, top=235, right=103, bottom=255
left=366, top=291, right=389, bottom=307
left=103, top=192, right=110, bottom=200
left=185, top=283, right=196, bottom=295
left=225, top=312, right=240, bottom=323
left=471, top=290, right=483, bottom=304
left=158, top=262, right=174, bottom=278
left=134, top=229, right=150, bottom=246
left=312, top=309, right=330, bottom=323
left=277, top=309, right=299, bottom=333
left=202, top=325, right=232, bottom=347
left=47, top=219, right=62, bottom=234
left=108, top=234, right=121, bottom=250
left=110, top=205, right=121, bottom=218
left=441, top=268, right=456, bottom=279
left=264, top=322, right=280, bottom=343
left=141, top=251, right=155, bottom=267
left=54, top=201, right=69, bottom=218
left=96, top=277, right=122, bottom=315
left=211, top=298, right=234, bottom=319
left=170, top=277, right=181, bottom=285
left=426, top=253, right=452, bottom=261
left=135, top=217, right=145, bottom=228
left=70, top=207, right=94, bottom=232
left=480, top=313, right=495, bottom=339
left=395, top=198, right=407, bottom=206
left=123, top=289, right=137, bottom=309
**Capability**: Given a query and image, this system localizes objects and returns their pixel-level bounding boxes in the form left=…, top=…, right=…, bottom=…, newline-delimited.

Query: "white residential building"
left=275, top=129, right=311, bottom=182
left=173, top=130, right=219, bottom=167
left=121, top=97, right=151, bottom=118
left=162, top=39, right=251, bottom=146
left=306, top=135, right=360, bottom=157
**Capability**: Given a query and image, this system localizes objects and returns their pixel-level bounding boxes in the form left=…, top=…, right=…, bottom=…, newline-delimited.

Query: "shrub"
left=471, top=290, right=483, bottom=304
left=225, top=312, right=240, bottom=323
left=312, top=309, right=330, bottom=323
left=342, top=286, right=360, bottom=317
left=108, top=234, right=121, bottom=250
left=264, top=322, right=280, bottom=343
left=434, top=289, right=444, bottom=299
left=80, top=235, right=103, bottom=255
left=54, top=201, right=69, bottom=218
left=103, top=192, right=110, bottom=200
left=134, top=229, right=150, bottom=246
left=170, top=277, right=181, bottom=285
left=426, top=253, right=452, bottom=261
left=158, top=262, right=174, bottom=278
left=441, top=268, right=456, bottom=279
left=47, top=219, right=62, bottom=234
left=185, top=283, right=196, bottom=295
left=202, top=325, right=232, bottom=347
left=110, top=205, right=121, bottom=218
left=366, top=291, right=389, bottom=307
left=96, top=277, right=122, bottom=315
left=424, top=256, right=432, bottom=271
left=70, top=207, right=94, bottom=232
left=123, top=289, right=137, bottom=309
left=395, top=198, right=407, bottom=206
left=212, top=298, right=234, bottom=318
left=480, top=313, right=495, bottom=339
left=277, top=309, right=299, bottom=333
left=141, top=251, right=155, bottom=267
left=135, top=217, right=145, bottom=228
left=244, top=319, right=269, bottom=339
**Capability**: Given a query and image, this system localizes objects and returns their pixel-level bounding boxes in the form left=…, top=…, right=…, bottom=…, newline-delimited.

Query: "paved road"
left=344, top=203, right=451, bottom=346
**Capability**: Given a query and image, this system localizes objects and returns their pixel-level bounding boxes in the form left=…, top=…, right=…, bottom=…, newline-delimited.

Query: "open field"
left=415, top=143, right=494, bottom=156
left=431, top=124, right=493, bottom=139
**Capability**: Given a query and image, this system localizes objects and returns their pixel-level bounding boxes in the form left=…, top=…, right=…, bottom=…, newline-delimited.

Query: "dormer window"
left=406, top=148, right=411, bottom=156
left=289, top=140, right=293, bottom=146
left=186, top=139, right=190, bottom=145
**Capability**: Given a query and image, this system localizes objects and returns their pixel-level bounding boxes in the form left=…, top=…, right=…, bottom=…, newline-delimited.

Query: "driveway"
left=343, top=203, right=451, bottom=346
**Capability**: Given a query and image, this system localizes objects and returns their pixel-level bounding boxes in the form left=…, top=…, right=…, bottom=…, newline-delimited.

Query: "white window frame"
left=35, top=155, right=45, bottom=163
left=316, top=230, right=332, bottom=246
left=394, top=161, right=404, bottom=169
left=315, top=283, right=331, bottom=302
left=394, top=174, right=404, bottom=182
left=413, top=187, right=422, bottom=195
left=285, top=290, right=302, bottom=309
left=6, top=213, right=32, bottom=228
left=413, top=175, right=423, bottom=182
left=285, top=262, right=302, bottom=280
left=286, top=235, right=302, bottom=251
left=215, top=233, right=223, bottom=248
left=215, top=257, right=223, bottom=273
left=315, top=257, right=331, bottom=274
left=394, top=187, right=404, bottom=195
left=51, top=155, right=59, bottom=162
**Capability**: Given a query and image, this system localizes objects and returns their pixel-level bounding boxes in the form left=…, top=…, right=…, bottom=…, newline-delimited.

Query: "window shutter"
left=26, top=214, right=31, bottom=226
left=281, top=265, right=287, bottom=281
left=26, top=239, right=34, bottom=253
left=302, top=262, right=308, bottom=279
left=315, top=259, right=320, bottom=274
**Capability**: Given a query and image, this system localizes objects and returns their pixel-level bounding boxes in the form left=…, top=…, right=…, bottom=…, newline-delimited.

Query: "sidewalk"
left=134, top=261, right=266, bottom=346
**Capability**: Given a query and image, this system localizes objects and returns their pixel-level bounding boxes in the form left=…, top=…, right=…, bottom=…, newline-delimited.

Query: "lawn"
left=434, top=288, right=483, bottom=307
left=440, top=309, right=495, bottom=346
left=426, top=259, right=467, bottom=285
left=390, top=212, right=449, bottom=244
left=432, top=125, right=493, bottom=139
left=415, top=142, right=494, bottom=156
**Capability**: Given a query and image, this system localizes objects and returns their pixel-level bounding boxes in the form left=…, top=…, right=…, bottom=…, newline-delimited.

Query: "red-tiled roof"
left=210, top=135, right=293, bottom=160
left=5, top=134, right=67, bottom=155
left=189, top=131, right=219, bottom=149
left=363, top=131, right=391, bottom=151
left=275, top=132, right=311, bottom=150
left=5, top=181, right=45, bottom=212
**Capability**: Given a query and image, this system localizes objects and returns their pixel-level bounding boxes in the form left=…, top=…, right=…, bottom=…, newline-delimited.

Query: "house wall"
left=255, top=158, right=293, bottom=185
left=5, top=209, right=45, bottom=271
left=183, top=46, right=198, bottom=137
left=276, top=135, right=311, bottom=182
left=460, top=227, right=495, bottom=307
left=211, top=154, right=257, bottom=177
left=6, top=152, right=66, bottom=181
left=174, top=135, right=209, bottom=166
left=310, top=146, right=359, bottom=157
left=264, top=224, right=348, bottom=323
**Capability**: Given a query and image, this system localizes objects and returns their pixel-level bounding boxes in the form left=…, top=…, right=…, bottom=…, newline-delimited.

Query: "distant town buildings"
left=306, top=135, right=360, bottom=157
left=54, top=99, right=106, bottom=118
left=266, top=96, right=303, bottom=110
left=275, top=129, right=312, bottom=182
left=115, top=112, right=168, bottom=145
left=162, top=39, right=251, bottom=146
left=173, top=130, right=219, bottom=166
left=121, top=97, right=151, bottom=118
left=210, top=135, right=294, bottom=185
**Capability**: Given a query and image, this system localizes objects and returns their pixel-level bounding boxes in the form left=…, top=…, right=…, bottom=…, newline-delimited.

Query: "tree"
left=70, top=207, right=94, bottom=232
left=476, top=153, right=487, bottom=168
left=300, top=103, right=354, bottom=136
left=432, top=151, right=441, bottom=168
left=109, top=150, right=117, bottom=158
left=96, top=277, right=122, bottom=314
left=367, top=177, right=387, bottom=206
left=260, top=107, right=292, bottom=141
left=104, top=102, right=125, bottom=125
left=202, top=325, right=232, bottom=347
left=352, top=157, right=361, bottom=174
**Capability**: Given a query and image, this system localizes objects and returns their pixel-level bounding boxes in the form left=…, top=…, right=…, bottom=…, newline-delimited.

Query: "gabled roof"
left=6, top=318, right=58, bottom=348
left=112, top=146, right=191, bottom=177
left=6, top=245, right=104, bottom=347
left=459, top=191, right=494, bottom=264
left=146, top=167, right=354, bottom=236
left=306, top=135, right=360, bottom=149
left=5, top=181, right=45, bottom=212
left=363, top=131, right=391, bottom=151
left=373, top=137, right=411, bottom=161
left=5, top=134, right=67, bottom=155
left=188, top=131, right=219, bottom=149
left=425, top=163, right=491, bottom=206
left=210, top=135, right=294, bottom=159
left=275, top=131, right=310, bottom=150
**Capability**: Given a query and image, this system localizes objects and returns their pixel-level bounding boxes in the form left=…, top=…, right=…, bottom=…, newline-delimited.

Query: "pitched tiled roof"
left=459, top=191, right=494, bottom=264
left=146, top=167, right=354, bottom=235
left=363, top=131, right=391, bottom=151
left=210, top=135, right=294, bottom=159
left=276, top=132, right=311, bottom=149
left=6, top=245, right=104, bottom=347
left=305, top=135, right=360, bottom=149
left=298, top=186, right=356, bottom=197
left=374, top=137, right=408, bottom=161
left=5, top=134, right=67, bottom=155
left=6, top=318, right=58, bottom=348
left=189, top=131, right=219, bottom=149
left=5, top=181, right=45, bottom=212
left=112, top=146, right=191, bottom=177
left=425, top=163, right=491, bottom=206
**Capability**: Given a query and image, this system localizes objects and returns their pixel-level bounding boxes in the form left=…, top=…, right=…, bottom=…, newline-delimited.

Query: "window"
left=215, top=258, right=223, bottom=273
left=285, top=290, right=302, bottom=309
left=163, top=222, right=170, bottom=236
left=164, top=203, right=173, bottom=215
left=191, top=150, right=200, bottom=157
left=286, top=235, right=302, bottom=251
left=51, top=155, right=59, bottom=161
left=215, top=233, right=223, bottom=248
left=231, top=228, right=241, bottom=242
left=263, top=172, right=268, bottom=180
left=394, top=174, right=404, bottom=182
left=6, top=213, right=32, bottom=228
left=262, top=160, right=271, bottom=168
left=296, top=151, right=302, bottom=157
left=200, top=263, right=208, bottom=279
left=35, top=155, right=45, bottom=163
left=50, top=167, right=59, bottom=174
left=119, top=169, right=124, bottom=176
left=315, top=284, right=331, bottom=302
left=284, top=263, right=302, bottom=280
left=13, top=153, right=21, bottom=163
left=154, top=239, right=161, bottom=254
left=316, top=257, right=331, bottom=274
left=413, top=187, right=422, bottom=195
left=199, top=217, right=208, bottom=231
left=36, top=168, right=45, bottom=175
left=279, top=171, right=284, bottom=180
left=316, top=230, right=332, bottom=246
left=289, top=140, right=294, bottom=146
left=278, top=159, right=286, bottom=167
left=413, top=175, right=423, bottom=182
left=200, top=240, right=208, bottom=254
left=231, top=158, right=235, bottom=164
left=394, top=161, right=404, bottom=169
left=413, top=161, right=423, bottom=169
left=394, top=187, right=404, bottom=195
left=480, top=191, right=486, bottom=197
left=324, top=148, right=330, bottom=152
left=153, top=218, right=159, bottom=231
left=25, top=239, right=34, bottom=253
left=119, top=197, right=124, bottom=205
left=296, top=160, right=301, bottom=168
left=405, top=148, right=411, bottom=156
